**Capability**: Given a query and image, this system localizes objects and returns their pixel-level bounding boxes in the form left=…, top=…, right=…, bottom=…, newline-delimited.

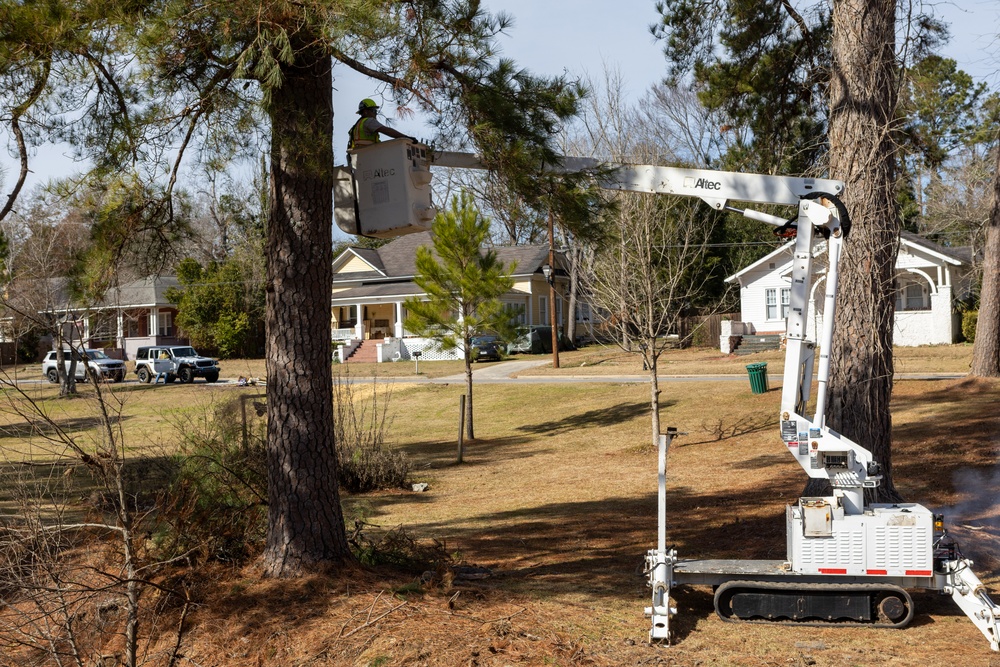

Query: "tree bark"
left=825, top=0, right=902, bottom=502
left=261, top=41, right=351, bottom=576
left=970, top=147, right=1000, bottom=376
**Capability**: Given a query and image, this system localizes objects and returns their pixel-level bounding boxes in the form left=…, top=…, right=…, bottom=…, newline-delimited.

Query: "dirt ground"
left=2, top=347, right=998, bottom=666
left=149, top=380, right=1000, bottom=667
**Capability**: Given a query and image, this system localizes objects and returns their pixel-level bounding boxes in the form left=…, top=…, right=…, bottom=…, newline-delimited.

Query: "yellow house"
left=331, top=232, right=574, bottom=361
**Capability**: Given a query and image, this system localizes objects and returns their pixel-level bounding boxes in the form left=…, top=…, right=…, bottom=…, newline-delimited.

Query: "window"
left=125, top=312, right=142, bottom=338
left=897, top=281, right=928, bottom=311
left=765, top=288, right=791, bottom=320
left=539, top=296, right=549, bottom=325
left=159, top=312, right=173, bottom=337
left=503, top=301, right=526, bottom=325
left=151, top=311, right=174, bottom=337
left=90, top=314, right=116, bottom=341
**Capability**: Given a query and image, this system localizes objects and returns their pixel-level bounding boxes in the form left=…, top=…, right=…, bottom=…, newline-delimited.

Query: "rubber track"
left=714, top=580, right=915, bottom=628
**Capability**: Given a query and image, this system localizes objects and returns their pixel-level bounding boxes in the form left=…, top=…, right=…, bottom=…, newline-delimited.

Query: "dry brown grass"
left=0, top=347, right=997, bottom=666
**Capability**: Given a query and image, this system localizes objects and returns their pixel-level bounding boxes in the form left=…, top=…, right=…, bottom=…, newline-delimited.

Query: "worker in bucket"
left=347, top=98, right=417, bottom=154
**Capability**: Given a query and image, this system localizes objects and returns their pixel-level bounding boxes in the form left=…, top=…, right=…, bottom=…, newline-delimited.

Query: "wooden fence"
left=681, top=312, right=741, bottom=347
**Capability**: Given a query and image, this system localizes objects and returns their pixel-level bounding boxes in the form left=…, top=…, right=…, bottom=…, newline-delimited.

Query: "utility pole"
left=547, top=209, right=560, bottom=369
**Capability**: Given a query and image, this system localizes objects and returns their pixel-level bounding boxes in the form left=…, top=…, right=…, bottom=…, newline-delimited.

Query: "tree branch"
left=1, top=60, right=51, bottom=223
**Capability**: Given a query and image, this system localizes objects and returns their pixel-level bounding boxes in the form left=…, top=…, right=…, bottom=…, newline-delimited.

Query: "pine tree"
left=1, top=0, right=585, bottom=576
left=405, top=192, right=515, bottom=441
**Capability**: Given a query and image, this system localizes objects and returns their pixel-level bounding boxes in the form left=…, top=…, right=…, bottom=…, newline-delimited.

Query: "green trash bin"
left=746, top=362, right=769, bottom=394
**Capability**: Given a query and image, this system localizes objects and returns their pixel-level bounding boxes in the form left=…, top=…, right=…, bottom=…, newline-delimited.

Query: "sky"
left=2, top=1, right=999, bottom=196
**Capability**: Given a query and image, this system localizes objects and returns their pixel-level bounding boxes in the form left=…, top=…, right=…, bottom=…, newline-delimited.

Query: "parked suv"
left=134, top=346, right=220, bottom=384
left=42, top=349, right=127, bottom=383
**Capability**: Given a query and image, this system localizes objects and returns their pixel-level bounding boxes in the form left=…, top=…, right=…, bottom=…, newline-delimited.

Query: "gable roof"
left=724, top=241, right=795, bottom=284
left=39, top=275, right=180, bottom=311
left=333, top=231, right=555, bottom=283
left=101, top=276, right=180, bottom=308
left=725, top=232, right=970, bottom=284
left=899, top=230, right=970, bottom=265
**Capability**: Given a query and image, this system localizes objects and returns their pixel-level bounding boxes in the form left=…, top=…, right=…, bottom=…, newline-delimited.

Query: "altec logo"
left=693, top=177, right=722, bottom=190
left=363, top=168, right=396, bottom=181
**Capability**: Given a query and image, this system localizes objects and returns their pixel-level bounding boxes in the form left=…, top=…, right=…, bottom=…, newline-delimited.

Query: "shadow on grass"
left=397, top=435, right=543, bottom=469
left=0, top=455, right=179, bottom=522
left=0, top=414, right=132, bottom=440
left=516, top=401, right=657, bottom=435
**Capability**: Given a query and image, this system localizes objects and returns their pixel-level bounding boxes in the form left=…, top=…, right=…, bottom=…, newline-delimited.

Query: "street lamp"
left=541, top=263, right=554, bottom=284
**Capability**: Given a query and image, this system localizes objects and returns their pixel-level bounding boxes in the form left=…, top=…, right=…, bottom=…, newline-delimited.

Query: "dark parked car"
left=470, top=335, right=502, bottom=362
left=506, top=326, right=575, bottom=355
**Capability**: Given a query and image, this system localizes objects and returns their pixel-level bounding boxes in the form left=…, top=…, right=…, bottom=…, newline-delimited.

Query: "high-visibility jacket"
left=348, top=117, right=380, bottom=149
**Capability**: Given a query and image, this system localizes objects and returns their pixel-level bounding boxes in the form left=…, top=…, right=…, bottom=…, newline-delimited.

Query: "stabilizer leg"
left=944, top=560, right=1000, bottom=651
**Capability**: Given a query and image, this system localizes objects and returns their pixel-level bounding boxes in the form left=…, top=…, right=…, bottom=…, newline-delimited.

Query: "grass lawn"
left=0, top=343, right=996, bottom=666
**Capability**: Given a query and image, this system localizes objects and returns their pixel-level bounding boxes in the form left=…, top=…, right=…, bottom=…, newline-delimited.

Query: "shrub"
left=962, top=310, right=978, bottom=343
left=158, top=396, right=268, bottom=562
left=333, top=369, right=410, bottom=492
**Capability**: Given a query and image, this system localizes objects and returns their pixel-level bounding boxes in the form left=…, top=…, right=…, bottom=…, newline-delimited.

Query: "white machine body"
left=787, top=501, right=934, bottom=577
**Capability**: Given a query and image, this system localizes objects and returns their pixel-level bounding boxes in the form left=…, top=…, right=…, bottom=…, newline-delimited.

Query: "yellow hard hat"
left=357, top=98, right=379, bottom=114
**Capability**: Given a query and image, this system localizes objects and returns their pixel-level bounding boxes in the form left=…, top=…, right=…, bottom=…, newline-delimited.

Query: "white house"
left=725, top=231, right=973, bottom=348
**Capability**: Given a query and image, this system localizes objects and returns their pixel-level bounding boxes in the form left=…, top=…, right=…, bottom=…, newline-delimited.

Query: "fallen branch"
left=339, top=600, right=408, bottom=639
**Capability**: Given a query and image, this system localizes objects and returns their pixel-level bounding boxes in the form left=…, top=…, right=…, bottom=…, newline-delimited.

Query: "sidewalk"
left=427, top=359, right=966, bottom=385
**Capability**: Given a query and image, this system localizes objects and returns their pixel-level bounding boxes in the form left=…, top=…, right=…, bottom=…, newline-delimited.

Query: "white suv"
left=133, top=346, right=220, bottom=384
left=42, top=349, right=127, bottom=384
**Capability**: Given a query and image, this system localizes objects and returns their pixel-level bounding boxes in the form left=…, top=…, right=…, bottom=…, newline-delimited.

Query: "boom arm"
left=337, top=141, right=1000, bottom=652
left=437, top=149, right=873, bottom=494
left=339, top=143, right=869, bottom=491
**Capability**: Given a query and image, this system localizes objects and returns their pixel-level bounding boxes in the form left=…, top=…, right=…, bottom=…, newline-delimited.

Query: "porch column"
left=355, top=301, right=364, bottom=340
left=932, top=284, right=955, bottom=344
left=394, top=301, right=403, bottom=338
left=150, top=308, right=159, bottom=340
left=116, top=311, right=125, bottom=349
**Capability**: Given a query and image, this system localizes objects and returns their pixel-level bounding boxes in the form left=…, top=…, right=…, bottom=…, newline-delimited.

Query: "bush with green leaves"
left=962, top=310, right=978, bottom=343
left=158, top=396, right=268, bottom=563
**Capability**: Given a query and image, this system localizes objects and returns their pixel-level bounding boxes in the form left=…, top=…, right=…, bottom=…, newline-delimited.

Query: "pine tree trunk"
left=970, top=149, right=1000, bottom=376
left=825, top=0, right=902, bottom=502
left=261, top=41, right=350, bottom=576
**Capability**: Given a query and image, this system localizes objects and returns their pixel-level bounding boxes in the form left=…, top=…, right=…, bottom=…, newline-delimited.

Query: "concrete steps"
left=733, top=334, right=782, bottom=355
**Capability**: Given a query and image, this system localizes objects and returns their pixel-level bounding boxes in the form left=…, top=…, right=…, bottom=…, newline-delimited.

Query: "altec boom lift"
left=335, top=139, right=1000, bottom=652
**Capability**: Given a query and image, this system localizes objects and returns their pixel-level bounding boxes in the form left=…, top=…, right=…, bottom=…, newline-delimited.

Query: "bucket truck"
left=334, top=139, right=1000, bottom=652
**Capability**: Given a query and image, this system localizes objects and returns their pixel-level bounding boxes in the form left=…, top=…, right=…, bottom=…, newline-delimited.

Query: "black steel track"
left=714, top=580, right=915, bottom=628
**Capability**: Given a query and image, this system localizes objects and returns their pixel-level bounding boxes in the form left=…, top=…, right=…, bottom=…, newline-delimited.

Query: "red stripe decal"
left=818, top=568, right=847, bottom=574
left=905, top=570, right=932, bottom=577
left=867, top=569, right=887, bottom=575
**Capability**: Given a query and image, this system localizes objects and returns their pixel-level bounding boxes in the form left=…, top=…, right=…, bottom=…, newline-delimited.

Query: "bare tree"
left=0, top=370, right=187, bottom=666
left=3, top=200, right=92, bottom=396
left=584, top=193, right=716, bottom=447
left=922, top=151, right=993, bottom=263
